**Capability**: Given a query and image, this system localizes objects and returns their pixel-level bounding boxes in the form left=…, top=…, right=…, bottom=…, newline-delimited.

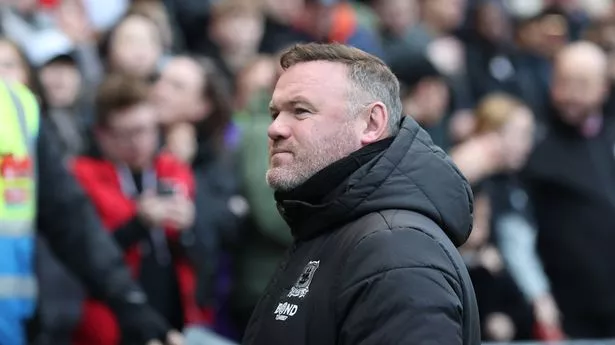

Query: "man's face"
left=152, top=57, right=207, bottom=125
left=266, top=61, right=363, bottom=191
left=211, top=14, right=264, bottom=53
left=551, top=58, right=607, bottom=125
left=374, top=0, right=417, bottom=36
left=110, top=16, right=162, bottom=78
left=424, top=0, right=466, bottom=32
left=408, top=77, right=449, bottom=127
left=39, top=61, right=81, bottom=108
left=476, top=2, right=510, bottom=42
left=499, top=107, right=535, bottom=170
left=0, top=41, right=28, bottom=86
left=97, top=103, right=159, bottom=170
left=236, top=57, right=277, bottom=110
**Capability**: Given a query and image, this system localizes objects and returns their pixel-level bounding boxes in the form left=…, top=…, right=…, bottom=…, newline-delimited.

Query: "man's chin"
left=266, top=168, right=301, bottom=192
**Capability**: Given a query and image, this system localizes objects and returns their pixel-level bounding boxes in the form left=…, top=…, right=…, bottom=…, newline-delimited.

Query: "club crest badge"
left=288, top=260, right=320, bottom=299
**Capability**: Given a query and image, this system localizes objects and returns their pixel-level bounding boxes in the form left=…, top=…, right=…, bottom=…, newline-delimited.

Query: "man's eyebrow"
left=289, top=100, right=312, bottom=107
left=269, top=98, right=313, bottom=109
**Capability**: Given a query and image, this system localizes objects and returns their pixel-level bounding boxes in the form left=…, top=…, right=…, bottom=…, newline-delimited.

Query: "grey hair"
left=279, top=43, right=402, bottom=135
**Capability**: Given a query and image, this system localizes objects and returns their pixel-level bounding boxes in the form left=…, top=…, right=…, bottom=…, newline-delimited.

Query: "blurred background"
left=3, top=0, right=615, bottom=343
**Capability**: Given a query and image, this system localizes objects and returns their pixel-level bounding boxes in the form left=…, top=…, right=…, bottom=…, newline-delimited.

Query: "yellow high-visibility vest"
left=0, top=80, right=40, bottom=324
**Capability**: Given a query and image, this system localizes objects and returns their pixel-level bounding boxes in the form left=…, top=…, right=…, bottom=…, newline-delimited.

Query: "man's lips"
left=271, top=149, right=292, bottom=156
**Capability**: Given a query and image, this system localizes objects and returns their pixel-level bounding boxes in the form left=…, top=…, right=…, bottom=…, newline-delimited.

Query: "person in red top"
left=71, top=73, right=210, bottom=345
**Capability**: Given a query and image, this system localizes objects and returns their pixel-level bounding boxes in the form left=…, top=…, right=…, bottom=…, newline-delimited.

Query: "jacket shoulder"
left=332, top=212, right=477, bottom=344
left=338, top=211, right=464, bottom=290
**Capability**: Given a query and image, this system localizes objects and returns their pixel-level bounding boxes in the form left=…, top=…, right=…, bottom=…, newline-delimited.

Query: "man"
left=524, top=41, right=615, bottom=338
left=0, top=80, right=182, bottom=345
left=242, top=43, right=480, bottom=344
left=396, top=52, right=450, bottom=149
left=71, top=74, right=203, bottom=344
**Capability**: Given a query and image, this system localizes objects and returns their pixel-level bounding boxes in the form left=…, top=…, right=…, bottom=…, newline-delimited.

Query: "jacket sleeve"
left=35, top=121, right=170, bottom=342
left=336, top=231, right=464, bottom=345
left=112, top=216, right=150, bottom=250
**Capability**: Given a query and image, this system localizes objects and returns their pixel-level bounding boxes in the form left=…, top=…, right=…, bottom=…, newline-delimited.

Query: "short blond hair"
left=279, top=43, right=403, bottom=135
left=474, top=93, right=526, bottom=134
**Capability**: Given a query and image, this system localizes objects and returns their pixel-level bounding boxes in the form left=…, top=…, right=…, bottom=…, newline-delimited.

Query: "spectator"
left=524, top=41, right=615, bottom=338
left=31, top=51, right=92, bottom=345
left=127, top=0, right=184, bottom=54
left=0, top=36, right=35, bottom=87
left=460, top=186, right=533, bottom=342
left=370, top=0, right=419, bottom=62
left=233, top=54, right=278, bottom=111
left=1, top=0, right=61, bottom=65
left=0, top=78, right=182, bottom=345
left=152, top=55, right=247, bottom=325
left=71, top=74, right=206, bottom=345
left=380, top=0, right=473, bottom=145
left=204, top=0, right=266, bottom=88
left=259, top=0, right=310, bottom=54
left=513, top=7, right=572, bottom=120
left=294, top=0, right=385, bottom=58
left=37, top=53, right=91, bottom=158
left=397, top=53, right=450, bottom=149
left=102, top=13, right=164, bottom=80
left=463, top=0, right=540, bottom=107
left=153, top=55, right=236, bottom=155
left=405, top=0, right=467, bottom=77
left=0, top=37, right=92, bottom=345
left=472, top=93, right=564, bottom=340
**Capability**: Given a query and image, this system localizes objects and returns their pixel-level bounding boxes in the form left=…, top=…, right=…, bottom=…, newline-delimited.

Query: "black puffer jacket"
left=242, top=117, right=480, bottom=345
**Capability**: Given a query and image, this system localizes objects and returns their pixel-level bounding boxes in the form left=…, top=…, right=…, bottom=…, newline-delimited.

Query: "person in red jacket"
left=71, top=73, right=210, bottom=345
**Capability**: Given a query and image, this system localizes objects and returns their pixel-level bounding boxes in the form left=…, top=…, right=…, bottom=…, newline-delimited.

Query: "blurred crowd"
left=2, top=0, right=615, bottom=343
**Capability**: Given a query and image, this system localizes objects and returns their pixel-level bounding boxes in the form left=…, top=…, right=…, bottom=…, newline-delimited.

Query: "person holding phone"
left=70, top=74, right=209, bottom=345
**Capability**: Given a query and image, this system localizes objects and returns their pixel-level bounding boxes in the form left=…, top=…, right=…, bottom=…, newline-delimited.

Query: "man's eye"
left=294, top=108, right=309, bottom=115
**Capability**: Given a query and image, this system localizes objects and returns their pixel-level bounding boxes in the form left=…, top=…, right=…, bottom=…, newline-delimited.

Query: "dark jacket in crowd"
left=31, top=121, right=172, bottom=344
left=242, top=117, right=480, bottom=345
left=524, top=108, right=615, bottom=336
left=464, top=39, right=546, bottom=111
left=188, top=139, right=246, bottom=309
left=70, top=150, right=208, bottom=344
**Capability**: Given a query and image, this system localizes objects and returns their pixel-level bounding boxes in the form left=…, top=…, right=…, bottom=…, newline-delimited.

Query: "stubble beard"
left=266, top=124, right=359, bottom=192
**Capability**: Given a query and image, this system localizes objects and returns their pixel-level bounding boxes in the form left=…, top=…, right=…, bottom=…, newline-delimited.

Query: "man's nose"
left=268, top=115, right=292, bottom=140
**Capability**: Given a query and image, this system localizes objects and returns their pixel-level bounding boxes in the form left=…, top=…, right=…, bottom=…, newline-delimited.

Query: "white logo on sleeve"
left=274, top=302, right=299, bottom=321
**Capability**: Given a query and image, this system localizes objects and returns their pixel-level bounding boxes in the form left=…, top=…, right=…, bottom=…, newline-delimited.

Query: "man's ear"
left=360, top=102, right=389, bottom=145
